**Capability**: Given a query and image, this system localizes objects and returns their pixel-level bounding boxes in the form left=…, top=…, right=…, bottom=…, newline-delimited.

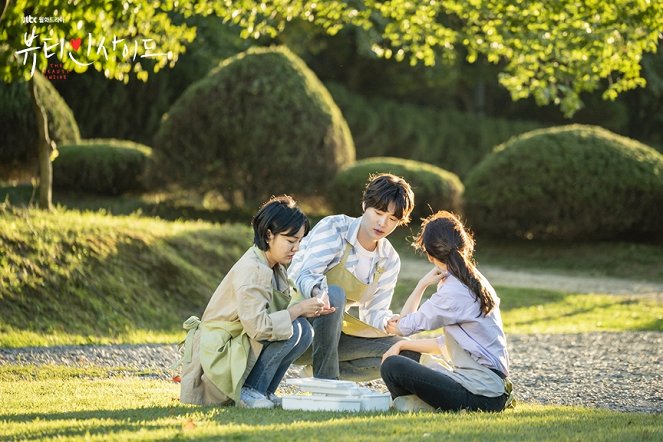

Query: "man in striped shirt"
left=288, top=173, right=416, bottom=380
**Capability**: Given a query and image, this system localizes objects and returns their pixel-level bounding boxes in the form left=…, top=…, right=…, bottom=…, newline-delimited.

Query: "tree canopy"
left=201, top=0, right=663, bottom=116
left=1, top=0, right=198, bottom=83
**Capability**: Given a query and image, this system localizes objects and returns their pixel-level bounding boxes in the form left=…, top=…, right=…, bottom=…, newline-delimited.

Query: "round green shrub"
left=329, top=157, right=464, bottom=222
left=464, top=125, right=663, bottom=240
left=152, top=46, right=355, bottom=207
left=53, top=139, right=152, bottom=195
left=0, top=72, right=80, bottom=179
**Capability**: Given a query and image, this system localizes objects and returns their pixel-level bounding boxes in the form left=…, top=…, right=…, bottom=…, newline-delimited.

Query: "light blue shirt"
left=288, top=214, right=400, bottom=330
left=397, top=273, right=510, bottom=376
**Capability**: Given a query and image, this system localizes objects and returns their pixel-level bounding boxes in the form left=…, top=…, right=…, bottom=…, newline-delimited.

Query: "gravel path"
left=2, top=331, right=660, bottom=413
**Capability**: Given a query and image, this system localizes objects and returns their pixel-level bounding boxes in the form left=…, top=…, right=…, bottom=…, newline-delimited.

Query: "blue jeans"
left=381, top=355, right=508, bottom=412
left=243, top=317, right=313, bottom=395
left=296, top=285, right=404, bottom=381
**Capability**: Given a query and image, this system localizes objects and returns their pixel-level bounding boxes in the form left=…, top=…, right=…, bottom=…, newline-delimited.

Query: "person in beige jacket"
left=179, top=196, right=333, bottom=408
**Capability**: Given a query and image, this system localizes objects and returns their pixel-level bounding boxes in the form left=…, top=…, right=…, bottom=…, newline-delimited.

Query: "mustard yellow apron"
left=326, top=243, right=388, bottom=338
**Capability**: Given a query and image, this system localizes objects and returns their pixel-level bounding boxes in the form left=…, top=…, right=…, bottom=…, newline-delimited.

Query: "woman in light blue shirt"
left=382, top=211, right=513, bottom=412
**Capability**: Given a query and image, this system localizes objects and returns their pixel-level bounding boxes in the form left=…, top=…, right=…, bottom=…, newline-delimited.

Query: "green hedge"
left=54, top=139, right=152, bottom=195
left=330, top=157, right=464, bottom=222
left=464, top=125, right=663, bottom=240
left=0, top=73, right=80, bottom=179
left=153, top=46, right=355, bottom=207
left=326, top=83, right=541, bottom=178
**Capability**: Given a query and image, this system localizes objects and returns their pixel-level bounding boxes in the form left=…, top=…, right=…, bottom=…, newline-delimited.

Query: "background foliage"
left=464, top=125, right=663, bottom=240
left=327, top=82, right=542, bottom=177
left=206, top=0, right=663, bottom=116
left=0, top=72, right=80, bottom=179
left=53, top=139, right=152, bottom=195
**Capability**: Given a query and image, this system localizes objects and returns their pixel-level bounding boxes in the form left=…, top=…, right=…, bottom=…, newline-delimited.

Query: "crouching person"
left=178, top=196, right=332, bottom=408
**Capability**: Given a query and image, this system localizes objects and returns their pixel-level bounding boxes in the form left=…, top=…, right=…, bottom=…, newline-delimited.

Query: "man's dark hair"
left=362, top=173, right=415, bottom=225
left=252, top=195, right=310, bottom=250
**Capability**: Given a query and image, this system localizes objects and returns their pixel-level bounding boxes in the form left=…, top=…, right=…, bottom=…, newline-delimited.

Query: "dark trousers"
left=381, top=355, right=508, bottom=412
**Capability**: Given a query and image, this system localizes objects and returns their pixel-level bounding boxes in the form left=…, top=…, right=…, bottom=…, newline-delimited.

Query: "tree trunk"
left=28, top=78, right=55, bottom=210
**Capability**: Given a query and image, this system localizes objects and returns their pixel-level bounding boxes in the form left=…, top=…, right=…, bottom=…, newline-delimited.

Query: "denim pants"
left=243, top=317, right=313, bottom=395
left=296, top=285, right=404, bottom=381
left=381, top=354, right=508, bottom=412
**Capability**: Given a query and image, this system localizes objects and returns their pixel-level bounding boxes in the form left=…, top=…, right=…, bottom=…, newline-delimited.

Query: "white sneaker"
left=393, top=395, right=436, bottom=412
left=239, top=387, right=274, bottom=409
left=266, top=392, right=282, bottom=407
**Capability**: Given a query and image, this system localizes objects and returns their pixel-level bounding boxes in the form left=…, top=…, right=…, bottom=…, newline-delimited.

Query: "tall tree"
left=0, top=0, right=197, bottom=209
left=202, top=0, right=663, bottom=117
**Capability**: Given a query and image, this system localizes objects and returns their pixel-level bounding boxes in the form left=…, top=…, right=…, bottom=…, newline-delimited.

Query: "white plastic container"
left=283, top=378, right=392, bottom=412
left=359, top=392, right=392, bottom=411
left=286, top=378, right=362, bottom=396
left=282, top=394, right=363, bottom=412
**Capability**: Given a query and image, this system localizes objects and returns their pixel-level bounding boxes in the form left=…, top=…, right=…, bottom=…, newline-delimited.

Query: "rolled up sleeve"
left=237, top=283, right=293, bottom=342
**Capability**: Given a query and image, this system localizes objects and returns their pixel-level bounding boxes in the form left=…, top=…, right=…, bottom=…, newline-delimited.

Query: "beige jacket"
left=180, top=245, right=294, bottom=405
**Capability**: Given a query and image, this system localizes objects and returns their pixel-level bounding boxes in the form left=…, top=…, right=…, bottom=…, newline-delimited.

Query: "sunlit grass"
left=0, top=327, right=183, bottom=347
left=388, top=228, right=663, bottom=282
left=393, top=279, right=662, bottom=334
left=0, top=365, right=660, bottom=441
left=0, top=206, right=252, bottom=348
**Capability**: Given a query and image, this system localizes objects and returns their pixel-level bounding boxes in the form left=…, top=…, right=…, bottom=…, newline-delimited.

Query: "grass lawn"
left=388, top=228, right=663, bottom=283
left=2, top=283, right=661, bottom=347
left=391, top=279, right=663, bottom=334
left=0, top=366, right=660, bottom=442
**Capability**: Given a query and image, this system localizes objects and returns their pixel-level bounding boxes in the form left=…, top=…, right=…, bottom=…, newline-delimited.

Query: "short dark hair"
left=252, top=195, right=310, bottom=250
left=362, top=173, right=415, bottom=225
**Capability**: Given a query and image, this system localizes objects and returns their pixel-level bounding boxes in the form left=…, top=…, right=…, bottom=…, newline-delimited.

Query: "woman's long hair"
left=414, top=211, right=495, bottom=315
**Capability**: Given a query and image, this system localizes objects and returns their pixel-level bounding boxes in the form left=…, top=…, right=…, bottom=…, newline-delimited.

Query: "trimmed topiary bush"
left=0, top=73, right=80, bottom=179
left=153, top=46, right=355, bottom=207
left=329, top=157, right=464, bottom=222
left=464, top=125, right=663, bottom=240
left=53, top=139, right=152, bottom=195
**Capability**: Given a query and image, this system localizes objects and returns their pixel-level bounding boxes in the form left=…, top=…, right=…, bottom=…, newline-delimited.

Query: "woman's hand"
left=419, top=266, right=447, bottom=289
left=382, top=341, right=403, bottom=362
left=385, top=315, right=401, bottom=335
left=290, top=296, right=335, bottom=319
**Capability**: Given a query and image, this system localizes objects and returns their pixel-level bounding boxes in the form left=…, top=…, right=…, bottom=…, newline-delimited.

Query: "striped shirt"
left=288, top=214, right=400, bottom=330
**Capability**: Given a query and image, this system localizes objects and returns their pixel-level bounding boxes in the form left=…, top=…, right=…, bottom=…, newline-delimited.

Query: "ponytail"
left=415, top=210, right=496, bottom=316
left=447, top=249, right=495, bottom=316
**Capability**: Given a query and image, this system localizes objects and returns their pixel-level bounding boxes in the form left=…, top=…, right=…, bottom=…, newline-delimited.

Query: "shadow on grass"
left=3, top=405, right=661, bottom=441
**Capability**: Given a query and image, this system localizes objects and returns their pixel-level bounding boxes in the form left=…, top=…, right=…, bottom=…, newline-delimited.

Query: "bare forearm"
left=399, top=283, right=428, bottom=316
left=397, top=338, right=441, bottom=355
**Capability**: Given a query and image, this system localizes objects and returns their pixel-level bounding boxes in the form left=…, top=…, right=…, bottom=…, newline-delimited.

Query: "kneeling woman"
left=382, top=211, right=512, bottom=412
left=180, top=196, right=329, bottom=408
